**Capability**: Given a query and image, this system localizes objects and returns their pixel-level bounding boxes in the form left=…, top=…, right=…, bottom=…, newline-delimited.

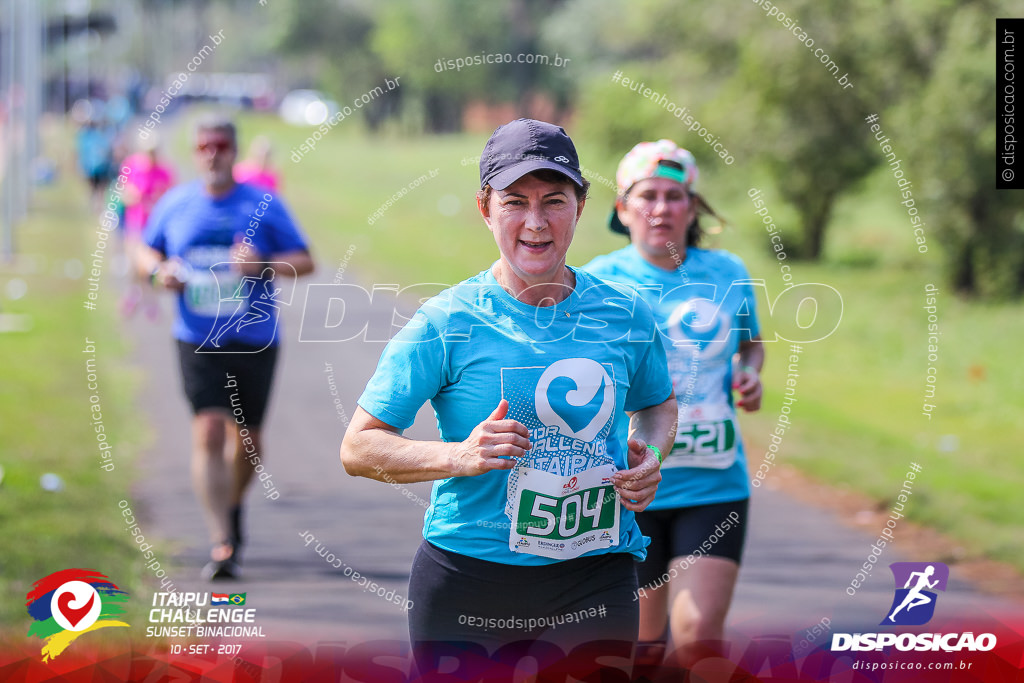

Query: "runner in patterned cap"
left=585, top=139, right=764, bottom=669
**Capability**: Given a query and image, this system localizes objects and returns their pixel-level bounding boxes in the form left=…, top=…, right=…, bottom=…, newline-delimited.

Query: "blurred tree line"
left=140, top=0, right=1021, bottom=298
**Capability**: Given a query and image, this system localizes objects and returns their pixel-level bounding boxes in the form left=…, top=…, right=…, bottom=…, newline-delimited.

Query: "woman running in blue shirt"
left=342, top=120, right=678, bottom=659
left=585, top=140, right=765, bottom=667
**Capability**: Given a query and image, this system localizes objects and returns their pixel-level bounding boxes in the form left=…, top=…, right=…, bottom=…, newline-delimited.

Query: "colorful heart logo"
left=57, top=591, right=94, bottom=628
left=26, top=569, right=130, bottom=662
left=50, top=581, right=101, bottom=632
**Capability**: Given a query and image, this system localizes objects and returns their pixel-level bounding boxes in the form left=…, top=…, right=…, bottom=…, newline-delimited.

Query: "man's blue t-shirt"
left=144, top=181, right=309, bottom=348
left=584, top=246, right=760, bottom=509
left=357, top=266, right=674, bottom=566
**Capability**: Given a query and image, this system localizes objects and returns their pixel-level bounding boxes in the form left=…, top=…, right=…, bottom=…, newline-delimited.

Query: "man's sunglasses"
left=195, top=140, right=233, bottom=154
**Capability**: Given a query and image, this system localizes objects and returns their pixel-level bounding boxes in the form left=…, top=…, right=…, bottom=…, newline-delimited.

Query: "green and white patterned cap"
left=610, top=139, right=698, bottom=234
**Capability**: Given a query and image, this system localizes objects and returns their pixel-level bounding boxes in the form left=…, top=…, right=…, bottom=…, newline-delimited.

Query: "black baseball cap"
left=479, top=118, right=584, bottom=190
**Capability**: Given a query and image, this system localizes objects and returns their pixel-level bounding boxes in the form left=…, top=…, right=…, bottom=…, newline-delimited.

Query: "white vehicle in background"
left=278, top=89, right=339, bottom=126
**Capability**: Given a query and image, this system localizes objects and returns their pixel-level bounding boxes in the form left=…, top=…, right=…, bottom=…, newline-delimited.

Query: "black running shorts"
left=176, top=340, right=279, bottom=427
left=407, top=540, right=639, bottom=654
left=634, top=498, right=749, bottom=590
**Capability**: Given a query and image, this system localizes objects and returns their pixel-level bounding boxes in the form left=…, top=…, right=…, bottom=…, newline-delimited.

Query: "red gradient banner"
left=1, top=614, right=1022, bottom=682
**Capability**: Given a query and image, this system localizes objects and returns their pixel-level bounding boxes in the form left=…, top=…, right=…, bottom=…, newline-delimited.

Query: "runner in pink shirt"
left=123, top=138, right=176, bottom=236
left=121, top=137, right=176, bottom=318
left=233, top=135, right=280, bottom=192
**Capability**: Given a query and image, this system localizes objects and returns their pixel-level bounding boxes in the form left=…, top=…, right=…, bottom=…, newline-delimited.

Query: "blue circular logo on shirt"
left=666, top=299, right=731, bottom=359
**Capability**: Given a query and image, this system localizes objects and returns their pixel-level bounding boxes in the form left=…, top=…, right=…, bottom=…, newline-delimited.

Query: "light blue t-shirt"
left=145, top=181, right=309, bottom=349
left=584, top=246, right=760, bottom=509
left=357, top=266, right=673, bottom=565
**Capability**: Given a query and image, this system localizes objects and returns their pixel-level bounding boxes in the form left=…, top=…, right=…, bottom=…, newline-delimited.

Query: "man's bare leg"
left=191, top=410, right=233, bottom=562
left=226, top=424, right=263, bottom=549
left=228, top=425, right=262, bottom=505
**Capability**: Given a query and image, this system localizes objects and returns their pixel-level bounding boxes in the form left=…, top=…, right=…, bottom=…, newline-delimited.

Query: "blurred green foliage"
left=112, top=0, right=1024, bottom=296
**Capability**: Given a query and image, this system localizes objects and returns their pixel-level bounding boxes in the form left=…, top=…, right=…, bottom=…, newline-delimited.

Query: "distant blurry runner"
left=234, top=135, right=281, bottom=192
left=76, top=119, right=115, bottom=209
left=120, top=136, right=176, bottom=318
left=585, top=140, right=764, bottom=668
left=137, top=116, right=314, bottom=579
left=123, top=136, right=176, bottom=234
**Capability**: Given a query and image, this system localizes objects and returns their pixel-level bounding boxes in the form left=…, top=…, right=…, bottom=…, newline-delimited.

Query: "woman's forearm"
left=628, top=394, right=678, bottom=455
left=342, top=402, right=527, bottom=483
left=341, top=425, right=456, bottom=483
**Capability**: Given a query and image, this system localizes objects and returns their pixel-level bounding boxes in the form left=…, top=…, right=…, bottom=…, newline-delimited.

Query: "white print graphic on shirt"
left=535, top=358, right=615, bottom=443
left=501, top=359, right=617, bottom=519
left=665, top=298, right=732, bottom=360
left=663, top=298, right=739, bottom=469
left=501, top=358, right=621, bottom=559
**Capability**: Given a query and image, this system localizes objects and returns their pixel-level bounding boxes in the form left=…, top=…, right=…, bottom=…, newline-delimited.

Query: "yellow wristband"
left=647, top=445, right=663, bottom=464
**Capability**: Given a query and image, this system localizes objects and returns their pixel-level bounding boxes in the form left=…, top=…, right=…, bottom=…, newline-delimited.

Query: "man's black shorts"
left=176, top=340, right=279, bottom=427
left=634, top=498, right=749, bottom=590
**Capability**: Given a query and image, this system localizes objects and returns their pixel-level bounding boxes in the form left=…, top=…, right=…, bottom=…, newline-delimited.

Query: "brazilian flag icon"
left=229, top=593, right=246, bottom=606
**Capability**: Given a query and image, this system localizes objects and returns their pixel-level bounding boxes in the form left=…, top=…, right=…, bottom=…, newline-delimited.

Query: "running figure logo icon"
left=196, top=261, right=296, bottom=353
left=882, top=562, right=949, bottom=626
left=209, top=267, right=282, bottom=348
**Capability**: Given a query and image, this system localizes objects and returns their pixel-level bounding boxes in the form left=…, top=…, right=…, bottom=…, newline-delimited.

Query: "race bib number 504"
left=509, top=465, right=620, bottom=560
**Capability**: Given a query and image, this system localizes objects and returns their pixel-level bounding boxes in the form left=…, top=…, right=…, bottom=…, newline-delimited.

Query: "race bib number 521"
left=663, top=403, right=738, bottom=469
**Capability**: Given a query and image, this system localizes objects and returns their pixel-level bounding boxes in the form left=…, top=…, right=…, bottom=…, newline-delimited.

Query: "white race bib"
left=509, top=464, right=620, bottom=560
left=184, top=269, right=244, bottom=317
left=663, top=403, right=739, bottom=469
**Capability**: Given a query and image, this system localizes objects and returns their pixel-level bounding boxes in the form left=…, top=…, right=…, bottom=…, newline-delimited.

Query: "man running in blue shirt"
left=137, top=116, right=314, bottom=579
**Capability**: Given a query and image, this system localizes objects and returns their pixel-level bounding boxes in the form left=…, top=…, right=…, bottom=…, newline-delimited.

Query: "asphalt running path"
left=127, top=268, right=1018, bottom=646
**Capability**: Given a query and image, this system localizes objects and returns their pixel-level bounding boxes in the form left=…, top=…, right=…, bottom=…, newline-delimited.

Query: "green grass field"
left=0, top=139, right=156, bottom=634
left=2, top=109, right=1019, bottom=637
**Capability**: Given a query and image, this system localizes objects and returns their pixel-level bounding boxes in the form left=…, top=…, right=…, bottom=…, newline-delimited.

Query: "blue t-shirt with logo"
left=144, top=181, right=309, bottom=348
left=357, top=266, right=673, bottom=566
left=584, top=246, right=760, bottom=509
